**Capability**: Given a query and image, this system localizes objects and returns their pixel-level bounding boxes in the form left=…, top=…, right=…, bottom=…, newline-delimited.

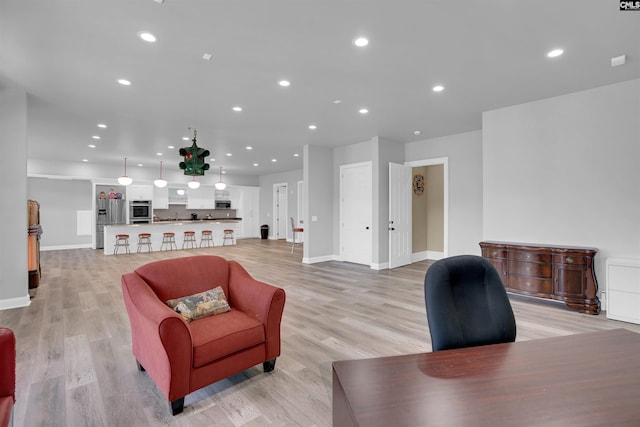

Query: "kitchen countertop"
left=154, top=218, right=242, bottom=222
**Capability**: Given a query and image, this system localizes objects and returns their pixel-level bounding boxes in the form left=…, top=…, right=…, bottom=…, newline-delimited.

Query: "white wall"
left=0, top=88, right=29, bottom=309
left=483, top=79, right=640, bottom=290
left=305, top=145, right=334, bottom=262
left=27, top=177, right=93, bottom=249
left=405, top=130, right=484, bottom=256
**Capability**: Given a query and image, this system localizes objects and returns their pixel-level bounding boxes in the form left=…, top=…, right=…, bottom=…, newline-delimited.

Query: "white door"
left=389, top=162, right=412, bottom=269
left=340, top=162, right=372, bottom=265
left=273, top=183, right=287, bottom=239
left=296, top=180, right=305, bottom=243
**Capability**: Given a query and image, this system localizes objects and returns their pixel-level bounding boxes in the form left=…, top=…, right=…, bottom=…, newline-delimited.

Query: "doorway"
left=406, top=157, right=447, bottom=262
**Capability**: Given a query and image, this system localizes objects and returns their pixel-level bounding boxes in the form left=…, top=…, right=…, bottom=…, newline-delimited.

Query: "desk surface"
left=332, top=329, right=640, bottom=427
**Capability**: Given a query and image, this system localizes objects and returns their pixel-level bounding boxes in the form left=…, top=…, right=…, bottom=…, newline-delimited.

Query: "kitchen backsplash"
left=154, top=205, right=237, bottom=220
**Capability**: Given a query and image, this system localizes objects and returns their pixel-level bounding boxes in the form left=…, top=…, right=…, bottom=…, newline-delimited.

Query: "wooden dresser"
left=479, top=241, right=600, bottom=314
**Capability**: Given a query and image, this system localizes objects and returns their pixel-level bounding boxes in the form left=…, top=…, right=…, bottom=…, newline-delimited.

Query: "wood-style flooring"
left=2, top=239, right=639, bottom=426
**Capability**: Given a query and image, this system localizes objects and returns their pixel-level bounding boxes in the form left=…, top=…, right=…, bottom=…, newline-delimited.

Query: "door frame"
left=404, top=157, right=449, bottom=261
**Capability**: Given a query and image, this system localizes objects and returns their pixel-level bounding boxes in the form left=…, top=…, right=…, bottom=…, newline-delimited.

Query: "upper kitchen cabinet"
left=168, top=187, right=188, bottom=204
left=153, top=186, right=169, bottom=209
left=127, top=184, right=153, bottom=201
left=187, top=185, right=216, bottom=209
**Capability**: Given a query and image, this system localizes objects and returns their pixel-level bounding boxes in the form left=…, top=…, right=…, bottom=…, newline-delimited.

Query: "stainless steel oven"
left=215, top=200, right=231, bottom=209
left=129, top=200, right=152, bottom=224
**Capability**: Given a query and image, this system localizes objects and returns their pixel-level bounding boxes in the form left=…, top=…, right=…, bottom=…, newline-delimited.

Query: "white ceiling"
left=1, top=0, right=638, bottom=177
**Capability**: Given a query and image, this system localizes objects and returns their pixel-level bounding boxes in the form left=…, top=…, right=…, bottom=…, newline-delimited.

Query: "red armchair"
left=0, top=328, right=16, bottom=427
left=121, top=255, right=285, bottom=415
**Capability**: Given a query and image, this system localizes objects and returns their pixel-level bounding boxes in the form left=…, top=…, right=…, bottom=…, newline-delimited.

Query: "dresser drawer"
left=483, top=248, right=507, bottom=259
left=509, top=250, right=552, bottom=263
left=508, top=261, right=552, bottom=278
left=508, top=276, right=553, bottom=295
left=553, top=254, right=589, bottom=266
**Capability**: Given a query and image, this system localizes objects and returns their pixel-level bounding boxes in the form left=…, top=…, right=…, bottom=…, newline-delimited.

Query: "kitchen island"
left=103, top=219, right=241, bottom=255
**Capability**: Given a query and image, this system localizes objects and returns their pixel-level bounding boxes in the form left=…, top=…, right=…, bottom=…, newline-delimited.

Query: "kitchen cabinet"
left=168, top=187, right=187, bottom=204
left=187, top=185, right=216, bottom=209
left=153, top=186, right=169, bottom=209
left=127, top=184, right=153, bottom=201
left=480, top=241, right=600, bottom=314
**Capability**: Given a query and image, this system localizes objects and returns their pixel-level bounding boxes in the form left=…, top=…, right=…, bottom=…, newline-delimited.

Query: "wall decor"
left=413, top=173, right=425, bottom=195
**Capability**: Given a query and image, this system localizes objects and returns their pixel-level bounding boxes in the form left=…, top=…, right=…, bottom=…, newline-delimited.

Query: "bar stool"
left=160, top=232, right=177, bottom=251
left=137, top=233, right=152, bottom=253
left=222, top=229, right=235, bottom=246
left=290, top=217, right=304, bottom=253
left=113, top=234, right=130, bottom=255
left=200, top=230, right=214, bottom=247
left=182, top=231, right=197, bottom=249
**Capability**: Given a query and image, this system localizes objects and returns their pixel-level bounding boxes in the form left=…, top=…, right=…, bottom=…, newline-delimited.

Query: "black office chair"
left=424, top=255, right=516, bottom=352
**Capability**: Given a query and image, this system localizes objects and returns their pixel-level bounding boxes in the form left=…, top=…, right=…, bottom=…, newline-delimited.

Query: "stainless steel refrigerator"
left=96, top=198, right=126, bottom=249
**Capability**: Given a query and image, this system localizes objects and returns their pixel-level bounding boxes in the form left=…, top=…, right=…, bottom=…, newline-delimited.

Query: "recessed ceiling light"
left=547, top=49, right=564, bottom=58
left=294, top=153, right=300, bottom=157
left=332, top=99, right=342, bottom=104
left=246, top=146, right=253, bottom=150
left=272, top=158, right=277, bottom=162
left=92, top=135, right=100, bottom=140
left=156, top=152, right=163, bottom=156
left=182, top=136, right=189, bottom=141
left=153, top=0, right=164, bottom=4
left=202, top=52, right=213, bottom=61
left=253, top=163, right=259, bottom=167
left=88, top=144, right=96, bottom=148
left=232, top=106, right=242, bottom=112
left=167, top=145, right=174, bottom=149
left=359, top=108, right=369, bottom=114
left=414, top=130, right=422, bottom=136
left=432, top=85, right=444, bottom=92
left=279, top=80, right=291, bottom=87
left=354, top=37, right=369, bottom=47
left=137, top=163, right=143, bottom=167
left=138, top=32, right=156, bottom=43
left=308, top=124, right=317, bottom=130
left=97, top=123, right=107, bottom=128
left=117, top=79, right=132, bottom=86
left=82, top=159, right=89, bottom=162
left=226, top=153, right=232, bottom=157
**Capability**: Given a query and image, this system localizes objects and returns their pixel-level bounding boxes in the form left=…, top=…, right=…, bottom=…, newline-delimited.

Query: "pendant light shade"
left=188, top=176, right=200, bottom=189
left=117, top=157, right=133, bottom=186
left=215, top=166, right=226, bottom=190
left=153, top=160, right=168, bottom=188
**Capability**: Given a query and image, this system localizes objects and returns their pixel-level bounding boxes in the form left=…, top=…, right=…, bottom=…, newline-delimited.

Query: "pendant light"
left=187, top=176, right=200, bottom=189
left=215, top=166, right=226, bottom=190
left=153, top=160, right=168, bottom=188
left=117, top=157, right=133, bottom=186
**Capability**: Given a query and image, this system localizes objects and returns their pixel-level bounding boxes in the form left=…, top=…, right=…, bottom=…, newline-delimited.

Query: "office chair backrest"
left=424, top=255, right=516, bottom=351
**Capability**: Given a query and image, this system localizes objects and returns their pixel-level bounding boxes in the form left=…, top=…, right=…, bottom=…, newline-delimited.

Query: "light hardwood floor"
left=2, top=239, right=639, bottom=426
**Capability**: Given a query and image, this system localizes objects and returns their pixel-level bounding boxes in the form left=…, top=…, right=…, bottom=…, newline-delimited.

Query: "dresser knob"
left=566, top=257, right=574, bottom=264
left=492, top=251, right=498, bottom=257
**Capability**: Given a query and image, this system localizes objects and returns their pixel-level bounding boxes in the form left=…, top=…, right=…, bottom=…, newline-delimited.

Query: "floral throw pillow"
left=166, top=286, right=230, bottom=322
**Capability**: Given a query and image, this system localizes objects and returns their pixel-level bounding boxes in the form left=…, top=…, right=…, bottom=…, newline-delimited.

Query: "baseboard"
left=0, top=294, right=31, bottom=310
left=303, top=255, right=336, bottom=264
left=412, top=250, right=444, bottom=262
left=371, top=262, right=388, bottom=270
left=41, top=243, right=93, bottom=251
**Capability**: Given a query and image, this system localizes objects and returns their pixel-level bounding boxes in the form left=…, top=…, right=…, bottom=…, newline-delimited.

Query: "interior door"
left=340, top=162, right=372, bottom=266
left=273, top=183, right=288, bottom=239
left=389, top=162, right=412, bottom=269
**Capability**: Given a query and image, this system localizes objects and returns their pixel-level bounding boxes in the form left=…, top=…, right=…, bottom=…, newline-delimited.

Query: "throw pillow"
left=166, top=286, right=230, bottom=322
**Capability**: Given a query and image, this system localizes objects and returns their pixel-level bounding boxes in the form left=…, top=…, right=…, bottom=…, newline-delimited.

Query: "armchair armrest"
left=0, top=328, right=15, bottom=402
left=121, top=273, right=192, bottom=401
left=228, top=261, right=286, bottom=359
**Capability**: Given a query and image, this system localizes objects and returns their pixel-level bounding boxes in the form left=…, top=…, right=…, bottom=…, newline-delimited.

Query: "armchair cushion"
left=166, top=286, right=230, bottom=322
left=190, top=309, right=264, bottom=368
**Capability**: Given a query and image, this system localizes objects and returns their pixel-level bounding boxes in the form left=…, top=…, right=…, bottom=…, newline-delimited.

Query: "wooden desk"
left=333, top=329, right=640, bottom=427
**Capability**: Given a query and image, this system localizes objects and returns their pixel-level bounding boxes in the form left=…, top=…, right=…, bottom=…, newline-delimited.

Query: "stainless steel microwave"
left=215, top=200, right=231, bottom=209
